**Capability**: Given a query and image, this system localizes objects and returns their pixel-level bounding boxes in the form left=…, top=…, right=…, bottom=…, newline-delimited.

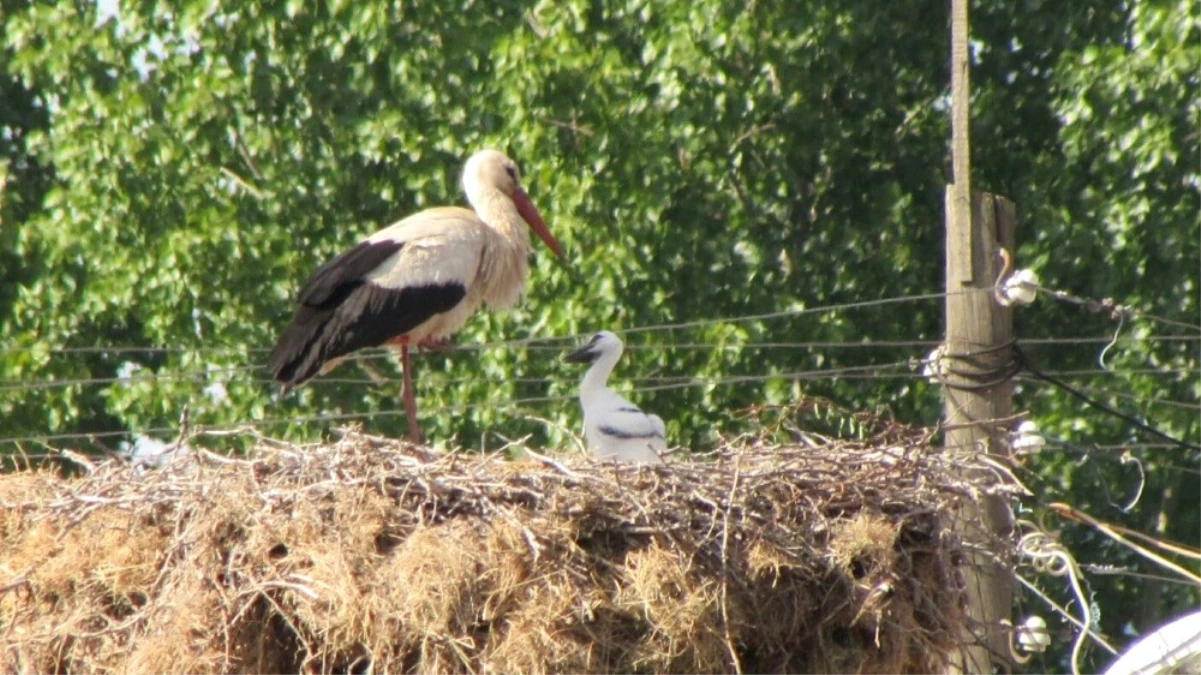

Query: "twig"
left=521, top=448, right=584, bottom=480
left=719, top=457, right=744, bottom=675
left=0, top=417, right=1026, bottom=673
left=1049, top=503, right=1201, bottom=583
left=537, top=116, right=595, bottom=137
left=218, top=167, right=264, bottom=199
left=54, top=448, right=97, bottom=473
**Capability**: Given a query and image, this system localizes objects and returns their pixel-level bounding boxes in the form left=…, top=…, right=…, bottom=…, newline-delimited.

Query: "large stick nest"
left=1, top=411, right=1015, bottom=674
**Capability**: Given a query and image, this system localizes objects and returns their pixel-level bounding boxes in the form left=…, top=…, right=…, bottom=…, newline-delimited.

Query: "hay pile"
left=1, top=414, right=1017, bottom=674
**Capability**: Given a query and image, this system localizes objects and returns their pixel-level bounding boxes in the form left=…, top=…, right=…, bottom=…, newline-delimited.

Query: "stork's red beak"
left=513, top=188, right=565, bottom=260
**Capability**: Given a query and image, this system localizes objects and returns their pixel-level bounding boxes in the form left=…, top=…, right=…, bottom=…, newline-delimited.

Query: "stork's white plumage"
left=565, top=331, right=666, bottom=464
left=266, top=149, right=565, bottom=442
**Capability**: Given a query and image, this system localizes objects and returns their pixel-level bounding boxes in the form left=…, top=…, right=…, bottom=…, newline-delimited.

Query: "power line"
left=3, top=327, right=1194, bottom=389
left=0, top=366, right=262, bottom=392
left=1, top=242, right=1194, bottom=446
left=4, top=282, right=1196, bottom=360
left=620, top=292, right=960, bottom=335
left=0, top=290, right=969, bottom=360
left=1042, top=436, right=1201, bottom=457
left=0, top=358, right=1195, bottom=450
left=0, top=393, right=578, bottom=447
left=615, top=362, right=916, bottom=393
left=0, top=363, right=923, bottom=394
left=1068, top=386, right=1201, bottom=412
left=0, top=345, right=271, bottom=355
left=0, top=361, right=1197, bottom=394
left=1014, top=346, right=1201, bottom=452
left=0, top=361, right=924, bottom=447
left=1, top=332, right=1197, bottom=359
left=1, top=285, right=1195, bottom=447
left=1034, top=284, right=1201, bottom=332
left=1017, top=368, right=1201, bottom=378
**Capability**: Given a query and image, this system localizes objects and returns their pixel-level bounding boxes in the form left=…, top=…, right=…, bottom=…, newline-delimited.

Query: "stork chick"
left=564, top=331, right=666, bottom=464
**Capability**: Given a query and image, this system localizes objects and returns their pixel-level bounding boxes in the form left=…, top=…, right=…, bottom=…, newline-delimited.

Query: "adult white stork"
left=266, top=149, right=566, bottom=443
left=565, top=331, right=667, bottom=464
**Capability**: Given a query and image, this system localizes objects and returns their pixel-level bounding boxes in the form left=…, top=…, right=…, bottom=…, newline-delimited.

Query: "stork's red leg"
left=400, top=344, right=422, bottom=444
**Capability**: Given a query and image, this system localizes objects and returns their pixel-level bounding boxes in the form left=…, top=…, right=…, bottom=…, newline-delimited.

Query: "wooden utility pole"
left=945, top=0, right=1015, bottom=672
left=945, top=192, right=1017, bottom=673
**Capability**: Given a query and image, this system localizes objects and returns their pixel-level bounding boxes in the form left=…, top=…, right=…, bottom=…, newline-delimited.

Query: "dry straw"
left=1, top=406, right=1019, bottom=674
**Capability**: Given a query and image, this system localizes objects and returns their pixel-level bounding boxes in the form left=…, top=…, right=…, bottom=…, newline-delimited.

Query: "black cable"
left=942, top=362, right=1023, bottom=391
left=1013, top=345, right=1201, bottom=453
left=943, top=338, right=1018, bottom=360
left=939, top=339, right=1022, bottom=391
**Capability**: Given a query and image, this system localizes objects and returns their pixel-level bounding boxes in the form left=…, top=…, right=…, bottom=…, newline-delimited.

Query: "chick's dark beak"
left=564, top=345, right=598, bottom=364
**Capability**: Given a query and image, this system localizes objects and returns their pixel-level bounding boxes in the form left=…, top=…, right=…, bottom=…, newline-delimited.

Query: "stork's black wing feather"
left=297, top=239, right=405, bottom=308
left=266, top=282, right=466, bottom=386
left=266, top=238, right=467, bottom=386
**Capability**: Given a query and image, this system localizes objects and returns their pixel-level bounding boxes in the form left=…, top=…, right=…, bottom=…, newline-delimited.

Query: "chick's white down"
left=565, top=331, right=666, bottom=464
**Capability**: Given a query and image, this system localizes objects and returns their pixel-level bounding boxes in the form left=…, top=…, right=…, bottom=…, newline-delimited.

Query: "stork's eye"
left=505, top=165, right=518, bottom=181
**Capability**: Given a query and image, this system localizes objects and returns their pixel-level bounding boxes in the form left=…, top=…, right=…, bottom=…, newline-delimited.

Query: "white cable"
left=1020, top=530, right=1093, bottom=675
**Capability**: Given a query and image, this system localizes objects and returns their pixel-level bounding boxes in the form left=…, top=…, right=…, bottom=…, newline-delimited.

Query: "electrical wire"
left=1033, top=285, right=1201, bottom=332
left=0, top=363, right=1196, bottom=394
left=1, top=333, right=1196, bottom=358
left=0, top=290, right=966, bottom=362
left=1014, top=346, right=1201, bottom=452
left=0, top=392, right=579, bottom=448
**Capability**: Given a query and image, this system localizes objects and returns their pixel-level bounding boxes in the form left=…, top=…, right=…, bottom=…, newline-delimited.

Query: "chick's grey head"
left=564, top=330, right=623, bottom=365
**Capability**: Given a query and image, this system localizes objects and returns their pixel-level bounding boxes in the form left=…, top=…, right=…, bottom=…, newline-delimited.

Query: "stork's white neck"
left=579, top=348, right=622, bottom=406
left=471, top=188, right=531, bottom=250
left=469, top=188, right=531, bottom=310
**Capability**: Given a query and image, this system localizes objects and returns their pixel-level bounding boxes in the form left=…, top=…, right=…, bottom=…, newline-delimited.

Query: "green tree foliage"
left=1, top=0, right=955, bottom=447
left=0, top=0, right=52, bottom=372
left=992, top=2, right=1201, bottom=661
left=2, top=0, right=1197, bottom=668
